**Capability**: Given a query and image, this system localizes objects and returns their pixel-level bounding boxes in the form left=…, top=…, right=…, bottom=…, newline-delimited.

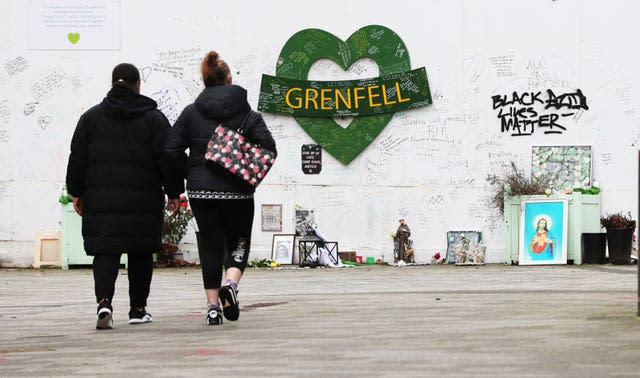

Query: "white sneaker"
left=128, top=307, right=153, bottom=324
left=96, top=301, right=113, bottom=330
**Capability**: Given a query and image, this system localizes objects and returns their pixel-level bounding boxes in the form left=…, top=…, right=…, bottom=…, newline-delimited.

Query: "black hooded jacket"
left=165, top=84, right=276, bottom=193
left=66, top=86, right=183, bottom=255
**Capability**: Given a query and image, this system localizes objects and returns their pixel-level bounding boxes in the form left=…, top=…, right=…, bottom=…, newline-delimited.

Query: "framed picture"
left=295, top=208, right=315, bottom=236
left=446, top=231, right=482, bottom=264
left=271, top=234, right=295, bottom=264
left=518, top=198, right=568, bottom=265
left=531, top=145, right=592, bottom=190
left=261, top=204, right=282, bottom=232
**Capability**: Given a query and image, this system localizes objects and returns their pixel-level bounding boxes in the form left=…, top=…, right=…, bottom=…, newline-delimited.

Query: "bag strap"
left=236, top=110, right=256, bottom=134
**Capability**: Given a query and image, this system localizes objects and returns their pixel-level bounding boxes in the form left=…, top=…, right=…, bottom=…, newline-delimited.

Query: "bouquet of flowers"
left=158, top=195, right=196, bottom=267
left=162, top=195, right=193, bottom=246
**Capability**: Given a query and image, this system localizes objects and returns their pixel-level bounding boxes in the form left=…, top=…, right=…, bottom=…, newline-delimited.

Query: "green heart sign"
left=274, top=25, right=415, bottom=165
left=67, top=32, right=80, bottom=45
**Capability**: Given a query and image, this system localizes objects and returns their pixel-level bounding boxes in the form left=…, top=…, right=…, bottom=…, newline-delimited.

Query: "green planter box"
left=60, top=204, right=127, bottom=269
left=503, top=193, right=601, bottom=265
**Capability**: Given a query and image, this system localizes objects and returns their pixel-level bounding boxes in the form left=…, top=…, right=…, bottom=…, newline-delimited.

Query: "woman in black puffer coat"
left=165, top=51, right=276, bottom=326
left=66, top=63, right=183, bottom=329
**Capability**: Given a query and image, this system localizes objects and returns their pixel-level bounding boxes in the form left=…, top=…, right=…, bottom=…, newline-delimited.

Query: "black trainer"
left=206, top=307, right=223, bottom=325
left=219, top=284, right=240, bottom=321
left=128, top=307, right=153, bottom=324
left=96, top=299, right=113, bottom=330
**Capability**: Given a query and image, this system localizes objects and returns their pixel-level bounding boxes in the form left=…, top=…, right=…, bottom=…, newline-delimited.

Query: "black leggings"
left=93, top=254, right=153, bottom=307
left=190, top=198, right=254, bottom=289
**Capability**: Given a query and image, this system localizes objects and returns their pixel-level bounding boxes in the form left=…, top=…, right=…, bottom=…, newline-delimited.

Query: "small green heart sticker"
left=276, top=25, right=413, bottom=164
left=67, top=32, right=80, bottom=45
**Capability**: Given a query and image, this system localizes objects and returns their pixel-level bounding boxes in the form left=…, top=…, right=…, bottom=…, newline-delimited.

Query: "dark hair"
left=112, top=63, right=140, bottom=90
left=201, top=51, right=230, bottom=87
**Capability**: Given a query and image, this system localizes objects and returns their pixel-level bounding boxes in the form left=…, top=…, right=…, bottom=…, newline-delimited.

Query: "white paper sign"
left=28, top=0, right=120, bottom=50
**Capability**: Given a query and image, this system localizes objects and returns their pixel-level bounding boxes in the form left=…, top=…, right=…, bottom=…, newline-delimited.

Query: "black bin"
left=582, top=233, right=606, bottom=264
left=606, top=228, right=633, bottom=265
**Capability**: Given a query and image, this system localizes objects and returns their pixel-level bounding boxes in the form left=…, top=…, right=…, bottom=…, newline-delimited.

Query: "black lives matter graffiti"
left=491, top=89, right=589, bottom=136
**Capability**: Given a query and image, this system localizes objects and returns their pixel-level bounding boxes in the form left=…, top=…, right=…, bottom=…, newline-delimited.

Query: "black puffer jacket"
left=66, top=86, right=183, bottom=256
left=166, top=84, right=276, bottom=193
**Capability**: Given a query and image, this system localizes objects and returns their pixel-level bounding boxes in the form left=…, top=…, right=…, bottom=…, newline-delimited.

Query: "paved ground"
left=0, top=264, right=639, bottom=377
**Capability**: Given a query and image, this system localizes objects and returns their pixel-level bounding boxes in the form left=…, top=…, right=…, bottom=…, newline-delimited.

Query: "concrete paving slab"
left=0, top=264, right=639, bottom=377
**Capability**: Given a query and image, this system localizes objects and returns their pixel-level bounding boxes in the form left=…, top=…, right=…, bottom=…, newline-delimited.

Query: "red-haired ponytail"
left=201, top=51, right=230, bottom=87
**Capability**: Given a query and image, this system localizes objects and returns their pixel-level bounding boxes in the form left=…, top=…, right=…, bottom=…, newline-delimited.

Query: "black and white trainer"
left=128, top=307, right=153, bottom=324
left=206, top=307, right=223, bottom=325
left=219, top=284, right=240, bottom=321
left=96, top=299, right=113, bottom=330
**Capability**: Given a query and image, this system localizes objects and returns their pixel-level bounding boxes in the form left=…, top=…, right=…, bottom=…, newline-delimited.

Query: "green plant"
left=485, top=161, right=549, bottom=214
left=600, top=212, right=636, bottom=230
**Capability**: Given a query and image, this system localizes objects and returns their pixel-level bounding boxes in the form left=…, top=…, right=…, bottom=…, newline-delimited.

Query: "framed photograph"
left=446, top=231, right=482, bottom=264
left=531, top=145, right=592, bottom=190
left=295, top=208, right=315, bottom=236
left=518, top=198, right=568, bottom=265
left=261, top=204, right=282, bottom=232
left=271, top=234, right=295, bottom=264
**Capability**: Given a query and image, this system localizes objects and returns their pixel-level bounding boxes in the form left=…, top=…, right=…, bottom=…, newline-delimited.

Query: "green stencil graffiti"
left=67, top=32, right=80, bottom=44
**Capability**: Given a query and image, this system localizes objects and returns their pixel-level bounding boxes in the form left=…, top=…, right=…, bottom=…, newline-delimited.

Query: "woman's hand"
left=73, top=197, right=83, bottom=216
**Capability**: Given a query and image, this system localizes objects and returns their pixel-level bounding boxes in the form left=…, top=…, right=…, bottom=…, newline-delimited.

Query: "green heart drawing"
left=67, top=32, right=80, bottom=45
left=276, top=25, right=411, bottom=164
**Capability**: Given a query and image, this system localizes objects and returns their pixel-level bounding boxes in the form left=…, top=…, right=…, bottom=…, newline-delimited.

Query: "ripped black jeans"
left=190, top=198, right=254, bottom=289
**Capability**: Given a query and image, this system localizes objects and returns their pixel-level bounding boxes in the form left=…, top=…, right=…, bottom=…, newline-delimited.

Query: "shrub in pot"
left=486, top=161, right=549, bottom=215
left=600, top=212, right=636, bottom=265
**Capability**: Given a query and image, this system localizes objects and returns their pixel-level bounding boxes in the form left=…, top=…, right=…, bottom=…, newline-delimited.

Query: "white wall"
left=1, top=0, right=639, bottom=266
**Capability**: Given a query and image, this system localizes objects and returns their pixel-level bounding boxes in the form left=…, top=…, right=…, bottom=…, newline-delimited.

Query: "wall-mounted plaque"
left=301, top=144, right=322, bottom=174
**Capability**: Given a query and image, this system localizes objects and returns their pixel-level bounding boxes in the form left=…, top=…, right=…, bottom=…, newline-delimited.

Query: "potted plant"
left=600, top=212, right=636, bottom=265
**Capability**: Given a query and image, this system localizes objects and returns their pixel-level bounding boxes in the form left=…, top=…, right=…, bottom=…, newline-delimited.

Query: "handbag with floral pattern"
left=204, top=112, right=276, bottom=187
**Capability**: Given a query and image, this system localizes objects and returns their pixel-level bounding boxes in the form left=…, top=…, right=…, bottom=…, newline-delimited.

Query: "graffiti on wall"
left=491, top=89, right=589, bottom=136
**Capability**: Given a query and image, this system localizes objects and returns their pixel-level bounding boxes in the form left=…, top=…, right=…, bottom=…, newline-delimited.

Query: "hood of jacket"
left=194, top=84, right=251, bottom=121
left=101, top=86, right=158, bottom=120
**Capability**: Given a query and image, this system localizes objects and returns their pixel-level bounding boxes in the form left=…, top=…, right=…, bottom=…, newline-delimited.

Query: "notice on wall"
left=28, top=0, right=120, bottom=50
left=301, top=144, right=322, bottom=174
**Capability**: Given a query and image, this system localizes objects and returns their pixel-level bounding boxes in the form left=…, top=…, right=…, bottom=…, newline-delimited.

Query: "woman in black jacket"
left=166, top=51, right=277, bottom=325
left=66, top=63, right=182, bottom=329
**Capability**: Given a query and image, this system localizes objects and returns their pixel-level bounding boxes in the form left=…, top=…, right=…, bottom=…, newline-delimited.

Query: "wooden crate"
left=33, top=230, right=61, bottom=268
